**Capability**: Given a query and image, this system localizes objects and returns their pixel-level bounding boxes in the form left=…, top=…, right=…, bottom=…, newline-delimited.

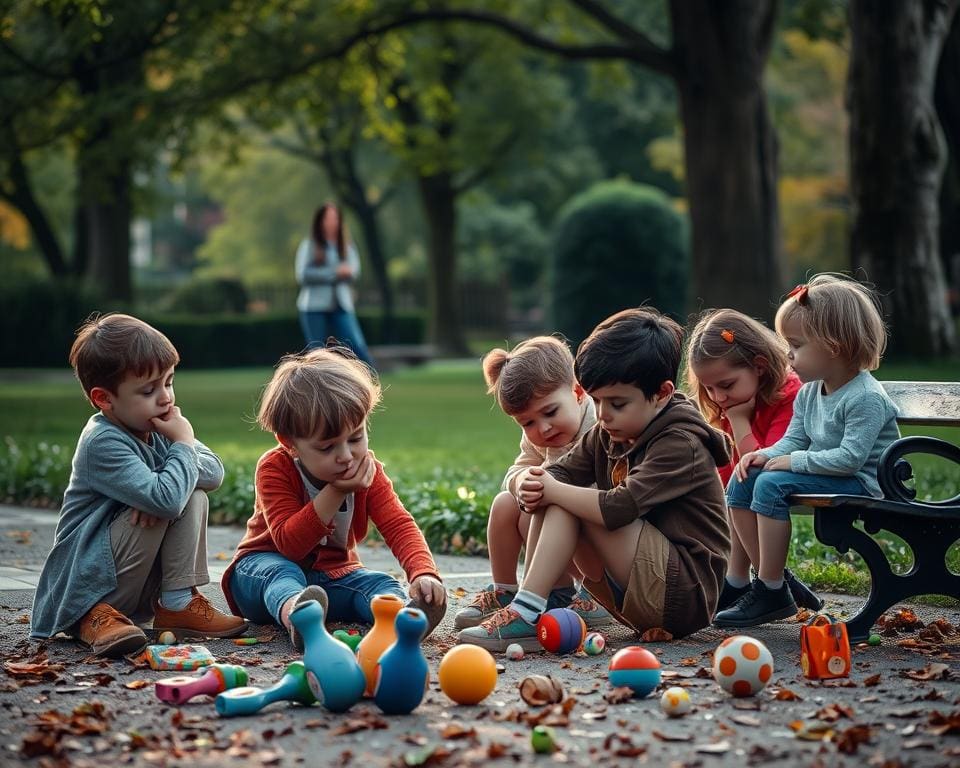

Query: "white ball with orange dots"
left=712, top=635, right=774, bottom=697
left=659, top=686, right=692, bottom=717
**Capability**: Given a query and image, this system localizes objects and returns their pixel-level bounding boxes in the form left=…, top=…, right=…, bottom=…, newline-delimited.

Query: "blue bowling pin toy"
left=215, top=661, right=315, bottom=717
left=373, top=607, right=430, bottom=714
left=291, top=598, right=366, bottom=712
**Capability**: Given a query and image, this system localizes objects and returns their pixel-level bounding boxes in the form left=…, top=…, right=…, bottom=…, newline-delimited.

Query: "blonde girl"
left=714, top=275, right=899, bottom=628
left=454, top=336, right=609, bottom=630
left=687, top=309, right=820, bottom=614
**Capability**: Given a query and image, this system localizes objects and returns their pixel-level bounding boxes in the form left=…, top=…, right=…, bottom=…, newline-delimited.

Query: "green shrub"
left=161, top=277, right=249, bottom=314
left=551, top=180, right=688, bottom=347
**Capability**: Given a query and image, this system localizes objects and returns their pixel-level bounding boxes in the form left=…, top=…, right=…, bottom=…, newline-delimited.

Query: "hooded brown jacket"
left=546, top=393, right=731, bottom=637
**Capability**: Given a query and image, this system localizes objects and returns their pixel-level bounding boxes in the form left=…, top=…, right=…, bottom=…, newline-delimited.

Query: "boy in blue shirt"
left=30, top=314, right=246, bottom=657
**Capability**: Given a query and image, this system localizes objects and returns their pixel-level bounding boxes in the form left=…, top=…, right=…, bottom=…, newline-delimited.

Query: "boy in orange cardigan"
left=222, top=347, right=446, bottom=649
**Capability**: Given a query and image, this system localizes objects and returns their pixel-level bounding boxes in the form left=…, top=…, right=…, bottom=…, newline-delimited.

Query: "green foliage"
left=161, top=276, right=249, bottom=314
left=551, top=180, right=688, bottom=347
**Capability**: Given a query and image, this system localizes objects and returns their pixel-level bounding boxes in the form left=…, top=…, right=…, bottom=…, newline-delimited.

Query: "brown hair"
left=775, top=273, right=887, bottom=370
left=310, top=202, right=348, bottom=265
left=257, top=347, right=381, bottom=440
left=482, top=336, right=576, bottom=415
left=685, top=308, right=789, bottom=428
left=69, top=313, right=179, bottom=403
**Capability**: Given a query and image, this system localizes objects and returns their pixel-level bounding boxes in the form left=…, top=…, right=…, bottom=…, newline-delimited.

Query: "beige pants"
left=101, top=490, right=210, bottom=623
left=583, top=518, right=670, bottom=633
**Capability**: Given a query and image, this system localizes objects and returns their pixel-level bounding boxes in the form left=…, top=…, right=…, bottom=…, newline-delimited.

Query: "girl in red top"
left=686, top=309, right=820, bottom=615
left=222, top=346, right=446, bottom=650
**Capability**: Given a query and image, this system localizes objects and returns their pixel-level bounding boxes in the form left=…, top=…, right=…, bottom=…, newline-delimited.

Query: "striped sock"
left=511, top=590, right=547, bottom=624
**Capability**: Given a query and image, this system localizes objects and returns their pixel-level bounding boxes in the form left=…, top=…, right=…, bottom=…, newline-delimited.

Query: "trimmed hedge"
left=551, top=180, right=688, bottom=347
left=0, top=279, right=425, bottom=368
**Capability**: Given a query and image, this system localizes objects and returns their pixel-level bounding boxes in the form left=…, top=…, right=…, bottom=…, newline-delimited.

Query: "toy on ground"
left=438, top=645, right=497, bottom=705
left=800, top=615, right=850, bottom=680
left=292, top=599, right=366, bottom=712
left=215, top=662, right=315, bottom=717
left=357, top=594, right=404, bottom=695
left=712, top=635, right=773, bottom=697
left=505, top=643, right=524, bottom=661
left=531, top=725, right=557, bottom=754
left=583, top=632, right=605, bottom=655
left=608, top=646, right=661, bottom=698
left=156, top=663, right=247, bottom=705
left=144, top=644, right=215, bottom=671
left=537, top=608, right=587, bottom=654
left=659, top=686, right=692, bottom=717
left=233, top=637, right=260, bottom=646
left=374, top=607, right=430, bottom=715
left=333, top=628, right=364, bottom=652
left=867, top=634, right=882, bottom=646
left=157, top=631, right=177, bottom=645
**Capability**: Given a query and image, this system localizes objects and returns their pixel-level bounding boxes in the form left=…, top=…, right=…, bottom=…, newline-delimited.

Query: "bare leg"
left=756, top=516, right=791, bottom=583
left=726, top=508, right=754, bottom=581
left=520, top=505, right=584, bottom=597
left=729, top=506, right=760, bottom=569
left=487, top=492, right=524, bottom=586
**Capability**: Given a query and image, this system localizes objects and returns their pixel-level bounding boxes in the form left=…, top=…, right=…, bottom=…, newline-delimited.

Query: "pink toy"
left=155, top=663, right=248, bottom=705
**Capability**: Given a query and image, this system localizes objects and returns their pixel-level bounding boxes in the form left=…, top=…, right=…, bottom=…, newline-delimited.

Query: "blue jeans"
left=726, top=468, right=867, bottom=521
left=299, top=309, right=374, bottom=368
left=229, top=551, right=405, bottom=626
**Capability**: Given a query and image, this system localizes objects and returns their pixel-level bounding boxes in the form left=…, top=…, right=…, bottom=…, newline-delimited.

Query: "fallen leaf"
left=833, top=725, right=871, bottom=754
left=603, top=733, right=646, bottom=757
left=651, top=730, right=692, bottom=742
left=731, top=715, right=761, bottom=727
left=789, top=720, right=834, bottom=741
left=603, top=686, right=635, bottom=705
left=440, top=723, right=476, bottom=740
left=815, top=703, right=854, bottom=722
left=695, top=740, right=730, bottom=754
left=926, top=709, right=960, bottom=736
left=124, top=680, right=150, bottom=690
left=640, top=627, right=673, bottom=642
left=903, top=663, right=952, bottom=681
left=771, top=687, right=802, bottom=701
left=863, top=674, right=881, bottom=687
left=519, top=675, right=564, bottom=706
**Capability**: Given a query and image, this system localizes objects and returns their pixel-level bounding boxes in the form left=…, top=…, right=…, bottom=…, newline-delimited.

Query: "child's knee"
left=489, top=491, right=520, bottom=526
left=181, top=490, right=209, bottom=521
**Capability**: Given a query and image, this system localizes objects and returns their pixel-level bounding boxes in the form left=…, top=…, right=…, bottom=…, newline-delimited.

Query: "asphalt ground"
left=1, top=505, right=958, bottom=767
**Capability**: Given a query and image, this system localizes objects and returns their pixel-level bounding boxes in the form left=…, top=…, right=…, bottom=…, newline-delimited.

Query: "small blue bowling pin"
left=215, top=661, right=315, bottom=717
left=291, top=598, right=366, bottom=713
left=373, top=607, right=430, bottom=714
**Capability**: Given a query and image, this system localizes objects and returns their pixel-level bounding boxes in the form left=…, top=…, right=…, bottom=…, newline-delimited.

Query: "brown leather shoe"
left=153, top=591, right=248, bottom=639
left=77, top=603, right=148, bottom=658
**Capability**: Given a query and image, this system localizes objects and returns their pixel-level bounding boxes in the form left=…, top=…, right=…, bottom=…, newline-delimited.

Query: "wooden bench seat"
left=787, top=381, right=960, bottom=641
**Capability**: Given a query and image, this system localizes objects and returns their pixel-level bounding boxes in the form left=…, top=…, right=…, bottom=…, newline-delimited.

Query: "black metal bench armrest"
left=878, top=436, right=960, bottom=506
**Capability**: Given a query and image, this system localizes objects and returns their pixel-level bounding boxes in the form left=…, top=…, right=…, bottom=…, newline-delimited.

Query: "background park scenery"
left=2, top=1, right=960, bottom=600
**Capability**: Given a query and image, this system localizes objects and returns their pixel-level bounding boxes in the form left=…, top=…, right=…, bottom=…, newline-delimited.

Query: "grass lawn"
left=2, top=359, right=958, bottom=600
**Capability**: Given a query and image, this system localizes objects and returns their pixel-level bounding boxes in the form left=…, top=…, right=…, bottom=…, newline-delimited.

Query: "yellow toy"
left=438, top=645, right=497, bottom=704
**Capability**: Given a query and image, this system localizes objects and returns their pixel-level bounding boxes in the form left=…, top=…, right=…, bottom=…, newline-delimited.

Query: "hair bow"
left=787, top=284, right=809, bottom=305
left=720, top=329, right=735, bottom=344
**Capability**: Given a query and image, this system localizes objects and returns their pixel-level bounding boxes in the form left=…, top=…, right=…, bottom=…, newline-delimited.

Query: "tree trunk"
left=936, top=8, right=960, bottom=313
left=3, top=146, right=69, bottom=277
left=417, top=171, right=469, bottom=356
left=76, top=149, right=133, bottom=302
left=670, top=0, right=783, bottom=322
left=848, top=0, right=958, bottom=357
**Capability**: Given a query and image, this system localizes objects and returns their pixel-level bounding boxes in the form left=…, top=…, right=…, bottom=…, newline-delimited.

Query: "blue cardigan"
left=30, top=413, right=223, bottom=638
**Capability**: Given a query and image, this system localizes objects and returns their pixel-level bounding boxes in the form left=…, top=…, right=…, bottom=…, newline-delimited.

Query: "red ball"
left=609, top=646, right=660, bottom=671
left=536, top=608, right=587, bottom=654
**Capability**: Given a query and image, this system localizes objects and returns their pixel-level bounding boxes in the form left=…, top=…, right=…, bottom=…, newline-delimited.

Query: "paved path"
left=1, top=505, right=958, bottom=767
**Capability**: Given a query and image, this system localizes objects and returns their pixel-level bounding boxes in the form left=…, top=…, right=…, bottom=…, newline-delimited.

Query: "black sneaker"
left=545, top=585, right=577, bottom=611
left=784, top=568, right=824, bottom=611
left=715, top=579, right=752, bottom=613
left=713, top=580, right=797, bottom=628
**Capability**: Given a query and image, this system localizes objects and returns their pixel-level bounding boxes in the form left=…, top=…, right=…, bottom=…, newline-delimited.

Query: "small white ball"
left=158, top=631, right=176, bottom=645
left=660, top=686, right=692, bottom=717
left=505, top=643, right=525, bottom=661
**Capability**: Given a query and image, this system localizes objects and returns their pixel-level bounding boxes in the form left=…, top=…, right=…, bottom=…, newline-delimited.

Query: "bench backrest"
left=881, top=381, right=960, bottom=427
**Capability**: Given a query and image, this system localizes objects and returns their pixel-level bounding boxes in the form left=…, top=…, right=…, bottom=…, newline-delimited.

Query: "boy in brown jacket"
left=458, top=308, right=731, bottom=651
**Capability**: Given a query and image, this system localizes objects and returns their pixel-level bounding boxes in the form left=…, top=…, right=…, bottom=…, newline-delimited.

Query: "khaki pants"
left=101, top=490, right=209, bottom=623
left=583, top=518, right=670, bottom=633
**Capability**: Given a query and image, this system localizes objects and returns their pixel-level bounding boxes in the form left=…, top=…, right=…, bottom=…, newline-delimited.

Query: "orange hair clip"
left=720, top=329, right=735, bottom=344
left=787, top=284, right=809, bottom=305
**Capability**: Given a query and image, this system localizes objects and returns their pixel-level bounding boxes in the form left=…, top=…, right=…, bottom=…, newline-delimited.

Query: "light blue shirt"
left=760, top=370, right=900, bottom=497
left=30, top=413, right=224, bottom=638
left=295, top=238, right=361, bottom=313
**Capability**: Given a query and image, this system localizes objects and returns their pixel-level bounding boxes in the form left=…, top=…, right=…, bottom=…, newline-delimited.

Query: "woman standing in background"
left=295, top=202, right=375, bottom=368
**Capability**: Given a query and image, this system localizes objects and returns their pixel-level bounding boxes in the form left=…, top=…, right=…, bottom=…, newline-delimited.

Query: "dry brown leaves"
left=4, top=651, right=65, bottom=684
left=603, top=733, right=647, bottom=757
left=902, top=662, right=953, bottom=681
left=331, top=709, right=389, bottom=735
left=518, top=675, right=564, bottom=706
left=639, top=627, right=673, bottom=642
left=20, top=701, right=111, bottom=758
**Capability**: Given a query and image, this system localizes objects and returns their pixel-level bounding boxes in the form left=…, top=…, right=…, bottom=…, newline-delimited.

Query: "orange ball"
left=438, top=645, right=498, bottom=705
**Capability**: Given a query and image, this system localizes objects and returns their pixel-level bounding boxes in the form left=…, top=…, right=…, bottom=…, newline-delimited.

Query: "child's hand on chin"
left=332, top=451, right=376, bottom=492
left=150, top=406, right=195, bottom=444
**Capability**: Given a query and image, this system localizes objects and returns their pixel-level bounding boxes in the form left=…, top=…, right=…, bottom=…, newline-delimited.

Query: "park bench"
left=790, top=381, right=960, bottom=641
left=369, top=344, right=436, bottom=371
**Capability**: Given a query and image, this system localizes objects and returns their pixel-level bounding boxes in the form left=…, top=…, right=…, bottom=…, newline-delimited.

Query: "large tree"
left=848, top=0, right=958, bottom=356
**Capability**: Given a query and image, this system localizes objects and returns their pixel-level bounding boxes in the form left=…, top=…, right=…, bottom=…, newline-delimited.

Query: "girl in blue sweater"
left=715, top=274, right=900, bottom=628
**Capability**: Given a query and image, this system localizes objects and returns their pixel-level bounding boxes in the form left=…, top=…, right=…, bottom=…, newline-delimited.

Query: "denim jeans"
left=229, top=551, right=405, bottom=626
left=726, top=468, right=867, bottom=521
left=299, top=309, right=374, bottom=368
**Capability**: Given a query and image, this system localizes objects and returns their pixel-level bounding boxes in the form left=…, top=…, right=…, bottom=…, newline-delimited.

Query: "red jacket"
left=221, top=446, right=439, bottom=616
left=718, top=372, right=802, bottom=487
